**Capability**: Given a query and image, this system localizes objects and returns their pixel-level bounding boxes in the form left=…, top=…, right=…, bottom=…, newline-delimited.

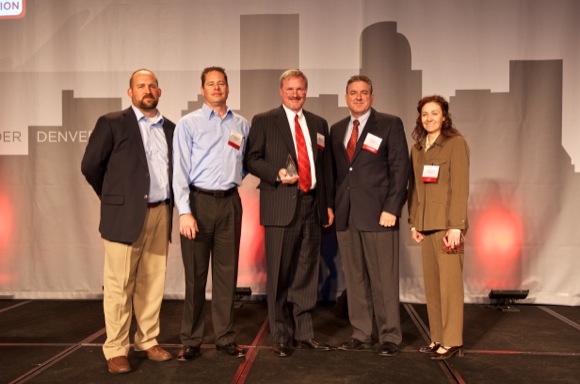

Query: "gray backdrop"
left=0, top=0, right=579, bottom=305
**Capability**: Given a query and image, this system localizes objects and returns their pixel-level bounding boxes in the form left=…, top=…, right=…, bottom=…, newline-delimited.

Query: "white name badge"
left=362, top=133, right=382, bottom=154
left=316, top=132, right=325, bottom=150
left=228, top=130, right=244, bottom=150
left=422, top=165, right=440, bottom=183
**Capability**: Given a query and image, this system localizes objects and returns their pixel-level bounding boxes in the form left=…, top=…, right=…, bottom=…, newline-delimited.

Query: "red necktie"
left=294, top=114, right=312, bottom=193
left=346, top=119, right=359, bottom=162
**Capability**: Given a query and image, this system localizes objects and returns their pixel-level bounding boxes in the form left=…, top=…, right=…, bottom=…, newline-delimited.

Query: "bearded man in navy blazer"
left=81, top=69, right=175, bottom=374
left=331, top=75, right=410, bottom=357
left=244, top=69, right=334, bottom=357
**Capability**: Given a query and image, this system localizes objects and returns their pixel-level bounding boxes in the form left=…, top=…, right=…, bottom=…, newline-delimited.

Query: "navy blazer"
left=330, top=108, right=409, bottom=232
left=81, top=107, right=175, bottom=244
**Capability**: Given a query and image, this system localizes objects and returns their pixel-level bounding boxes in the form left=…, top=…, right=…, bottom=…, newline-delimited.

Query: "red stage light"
left=473, top=205, right=524, bottom=287
left=237, top=185, right=267, bottom=288
left=0, top=192, right=14, bottom=249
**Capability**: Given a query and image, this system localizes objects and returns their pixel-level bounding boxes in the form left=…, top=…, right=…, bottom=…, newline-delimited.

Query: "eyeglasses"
left=282, top=88, right=306, bottom=95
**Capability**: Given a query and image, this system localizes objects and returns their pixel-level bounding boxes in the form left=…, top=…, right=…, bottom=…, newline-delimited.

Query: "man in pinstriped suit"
left=244, top=69, right=334, bottom=357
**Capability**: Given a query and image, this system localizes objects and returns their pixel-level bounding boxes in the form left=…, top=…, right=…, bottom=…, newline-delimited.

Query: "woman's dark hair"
left=412, top=95, right=461, bottom=148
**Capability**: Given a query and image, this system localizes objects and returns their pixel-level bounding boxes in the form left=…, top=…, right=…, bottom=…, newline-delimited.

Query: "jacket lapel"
left=303, top=111, right=319, bottom=162
left=124, top=107, right=148, bottom=168
left=353, top=109, right=377, bottom=162
left=335, top=119, right=350, bottom=164
left=276, top=106, right=298, bottom=160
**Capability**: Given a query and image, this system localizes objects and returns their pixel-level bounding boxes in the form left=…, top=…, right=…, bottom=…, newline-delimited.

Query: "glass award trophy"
left=286, top=154, right=298, bottom=177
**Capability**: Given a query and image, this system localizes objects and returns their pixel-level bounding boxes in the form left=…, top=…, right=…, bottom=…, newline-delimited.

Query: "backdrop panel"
left=1, top=0, right=579, bottom=305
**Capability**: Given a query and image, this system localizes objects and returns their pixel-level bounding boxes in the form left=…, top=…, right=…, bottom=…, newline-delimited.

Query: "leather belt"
left=147, top=199, right=169, bottom=208
left=190, top=186, right=237, bottom=198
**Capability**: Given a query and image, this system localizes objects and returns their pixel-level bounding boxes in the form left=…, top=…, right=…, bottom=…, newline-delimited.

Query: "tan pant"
left=422, top=230, right=464, bottom=347
left=102, top=204, right=169, bottom=359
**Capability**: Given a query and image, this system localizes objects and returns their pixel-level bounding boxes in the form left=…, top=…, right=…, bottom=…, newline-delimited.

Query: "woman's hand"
left=443, top=229, right=462, bottom=249
left=410, top=228, right=424, bottom=243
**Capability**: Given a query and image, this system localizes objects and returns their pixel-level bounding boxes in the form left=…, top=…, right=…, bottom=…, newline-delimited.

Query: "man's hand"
left=323, top=208, right=335, bottom=228
left=379, top=211, right=397, bottom=227
left=278, top=168, right=299, bottom=184
left=179, top=213, right=199, bottom=240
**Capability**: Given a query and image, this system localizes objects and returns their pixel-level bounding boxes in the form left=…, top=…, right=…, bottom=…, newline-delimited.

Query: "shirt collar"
left=132, top=105, right=163, bottom=125
left=282, top=104, right=302, bottom=121
left=350, top=109, right=371, bottom=127
left=202, top=103, right=232, bottom=120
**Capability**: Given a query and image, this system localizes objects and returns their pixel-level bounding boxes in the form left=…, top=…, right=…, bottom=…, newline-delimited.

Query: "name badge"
left=362, top=133, right=382, bottom=154
left=316, top=132, right=325, bottom=151
left=422, top=165, right=439, bottom=183
left=228, top=130, right=244, bottom=150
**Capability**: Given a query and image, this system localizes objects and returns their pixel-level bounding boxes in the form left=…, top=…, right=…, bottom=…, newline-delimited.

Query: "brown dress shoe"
left=143, top=345, right=172, bottom=361
left=107, top=356, right=131, bottom=374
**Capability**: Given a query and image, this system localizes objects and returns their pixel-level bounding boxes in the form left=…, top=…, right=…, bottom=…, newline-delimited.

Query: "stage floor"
left=0, top=299, right=578, bottom=383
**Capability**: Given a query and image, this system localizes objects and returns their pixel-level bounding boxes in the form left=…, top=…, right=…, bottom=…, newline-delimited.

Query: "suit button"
left=144, top=194, right=148, bottom=200
left=349, top=167, right=353, bottom=171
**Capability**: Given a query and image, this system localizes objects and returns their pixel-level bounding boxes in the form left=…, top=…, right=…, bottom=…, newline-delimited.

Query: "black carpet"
left=1, top=299, right=578, bottom=383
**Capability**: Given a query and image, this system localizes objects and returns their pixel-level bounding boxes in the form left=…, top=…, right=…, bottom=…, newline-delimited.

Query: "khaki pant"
left=422, top=230, right=464, bottom=347
left=102, top=204, right=169, bottom=359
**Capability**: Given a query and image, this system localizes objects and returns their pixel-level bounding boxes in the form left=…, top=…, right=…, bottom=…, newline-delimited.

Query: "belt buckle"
left=214, top=190, right=226, bottom=198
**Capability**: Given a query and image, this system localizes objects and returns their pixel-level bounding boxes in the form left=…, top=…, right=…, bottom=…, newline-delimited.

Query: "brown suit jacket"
left=408, top=134, right=470, bottom=232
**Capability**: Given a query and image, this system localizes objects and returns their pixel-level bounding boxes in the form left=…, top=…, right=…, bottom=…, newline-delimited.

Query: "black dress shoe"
left=177, top=345, right=200, bottom=362
left=272, top=342, right=292, bottom=357
left=429, top=345, right=464, bottom=360
left=337, top=338, right=374, bottom=351
left=378, top=342, right=399, bottom=357
left=419, top=342, right=440, bottom=353
left=216, top=342, right=246, bottom=358
left=295, top=339, right=332, bottom=351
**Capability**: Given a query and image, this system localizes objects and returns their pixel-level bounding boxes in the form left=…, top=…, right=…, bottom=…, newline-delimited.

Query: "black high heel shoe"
left=429, top=345, right=464, bottom=360
left=419, top=342, right=440, bottom=353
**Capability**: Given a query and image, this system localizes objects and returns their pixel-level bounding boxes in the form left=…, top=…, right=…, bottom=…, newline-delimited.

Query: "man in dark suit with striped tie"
left=244, top=69, right=334, bottom=357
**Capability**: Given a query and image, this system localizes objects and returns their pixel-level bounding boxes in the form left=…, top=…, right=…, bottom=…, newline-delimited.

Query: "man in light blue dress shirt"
left=173, top=66, right=250, bottom=361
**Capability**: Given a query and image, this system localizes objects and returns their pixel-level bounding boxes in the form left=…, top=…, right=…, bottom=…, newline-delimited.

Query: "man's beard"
left=139, top=96, right=158, bottom=110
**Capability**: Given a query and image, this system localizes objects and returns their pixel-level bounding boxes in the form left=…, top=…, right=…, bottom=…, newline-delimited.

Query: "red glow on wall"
left=237, top=183, right=267, bottom=288
left=474, top=205, right=523, bottom=271
left=0, top=192, right=14, bottom=249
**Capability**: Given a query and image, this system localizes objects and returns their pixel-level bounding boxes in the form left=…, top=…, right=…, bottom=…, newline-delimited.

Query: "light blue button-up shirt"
left=132, top=105, right=170, bottom=203
left=173, top=103, right=250, bottom=215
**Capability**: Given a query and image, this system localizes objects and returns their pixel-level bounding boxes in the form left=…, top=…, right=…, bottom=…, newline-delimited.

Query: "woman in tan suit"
left=408, top=95, right=470, bottom=360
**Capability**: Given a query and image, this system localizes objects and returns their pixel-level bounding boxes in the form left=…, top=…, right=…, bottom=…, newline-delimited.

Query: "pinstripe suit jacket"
left=244, top=106, right=333, bottom=226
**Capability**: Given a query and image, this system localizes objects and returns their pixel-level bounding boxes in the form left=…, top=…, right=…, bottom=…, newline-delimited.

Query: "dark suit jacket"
left=244, top=106, right=333, bottom=226
left=81, top=107, right=175, bottom=244
left=330, top=108, right=409, bottom=232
